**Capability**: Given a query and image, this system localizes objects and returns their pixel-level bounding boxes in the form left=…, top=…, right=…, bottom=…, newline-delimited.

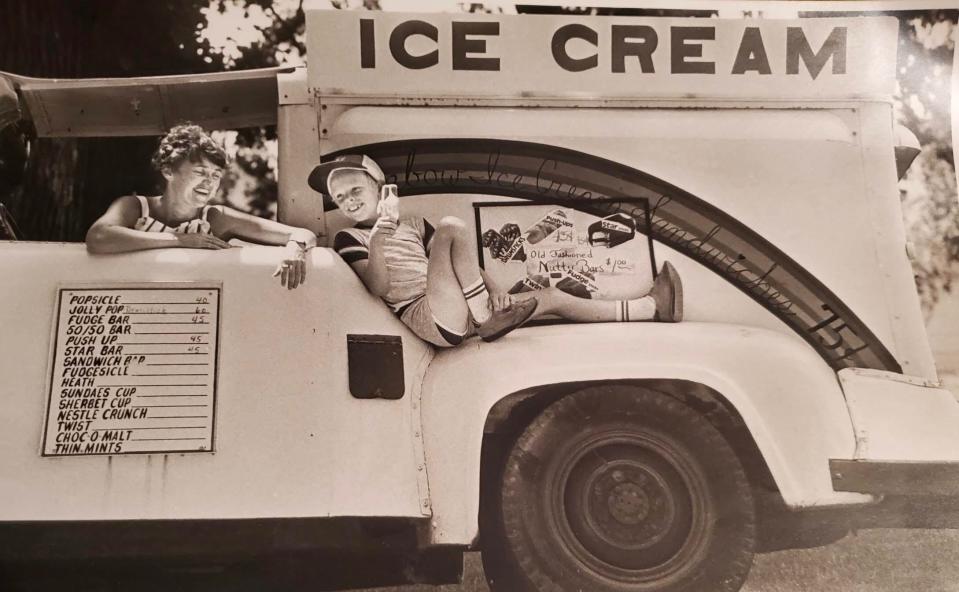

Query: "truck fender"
left=418, top=321, right=871, bottom=546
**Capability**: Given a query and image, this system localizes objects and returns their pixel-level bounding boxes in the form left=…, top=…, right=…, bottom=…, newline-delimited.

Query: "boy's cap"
left=308, top=154, right=385, bottom=196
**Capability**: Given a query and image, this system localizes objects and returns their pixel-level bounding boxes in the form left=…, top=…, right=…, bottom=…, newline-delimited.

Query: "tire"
left=481, top=385, right=756, bottom=592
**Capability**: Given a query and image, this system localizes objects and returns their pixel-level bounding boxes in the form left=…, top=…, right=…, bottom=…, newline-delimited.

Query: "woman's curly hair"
left=151, top=124, right=229, bottom=172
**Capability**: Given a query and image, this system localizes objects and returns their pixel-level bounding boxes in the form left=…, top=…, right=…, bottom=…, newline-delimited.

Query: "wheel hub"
left=586, top=462, right=675, bottom=550
left=607, top=482, right=650, bottom=524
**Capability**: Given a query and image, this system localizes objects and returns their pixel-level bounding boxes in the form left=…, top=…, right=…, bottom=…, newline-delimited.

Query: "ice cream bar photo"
left=556, top=274, right=594, bottom=299
left=524, top=209, right=573, bottom=244
left=587, top=213, right=636, bottom=248
left=378, top=184, right=400, bottom=221
left=508, top=274, right=550, bottom=294
left=482, top=225, right=527, bottom=263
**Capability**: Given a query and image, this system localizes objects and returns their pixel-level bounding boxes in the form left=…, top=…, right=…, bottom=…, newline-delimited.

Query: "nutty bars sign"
left=308, top=11, right=897, bottom=101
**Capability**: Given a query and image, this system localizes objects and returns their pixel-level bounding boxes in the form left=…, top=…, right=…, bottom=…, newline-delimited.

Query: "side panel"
left=419, top=322, right=870, bottom=546
left=855, top=103, right=936, bottom=379
left=0, top=243, right=430, bottom=521
left=839, top=368, right=959, bottom=461
left=277, top=69, right=325, bottom=237
left=319, top=104, right=934, bottom=380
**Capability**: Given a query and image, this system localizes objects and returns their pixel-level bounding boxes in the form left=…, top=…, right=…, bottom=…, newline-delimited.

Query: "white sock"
left=463, top=278, right=492, bottom=324
left=615, top=296, right=656, bottom=322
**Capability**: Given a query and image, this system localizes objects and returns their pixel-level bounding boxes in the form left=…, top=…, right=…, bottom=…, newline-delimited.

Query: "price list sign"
left=43, top=286, right=220, bottom=456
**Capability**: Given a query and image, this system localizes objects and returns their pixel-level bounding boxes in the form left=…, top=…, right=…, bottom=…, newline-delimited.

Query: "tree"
left=0, top=0, right=214, bottom=241
left=199, top=0, right=380, bottom=219
left=895, top=12, right=959, bottom=314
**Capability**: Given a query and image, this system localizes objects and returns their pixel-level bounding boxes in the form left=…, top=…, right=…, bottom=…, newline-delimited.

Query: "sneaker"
left=477, top=297, right=539, bottom=342
left=651, top=261, right=683, bottom=322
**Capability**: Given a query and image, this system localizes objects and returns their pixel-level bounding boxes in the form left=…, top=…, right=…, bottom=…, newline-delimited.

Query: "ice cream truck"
left=2, top=9, right=958, bottom=592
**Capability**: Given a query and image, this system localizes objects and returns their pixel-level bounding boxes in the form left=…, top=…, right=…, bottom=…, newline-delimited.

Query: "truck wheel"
left=481, top=385, right=756, bottom=592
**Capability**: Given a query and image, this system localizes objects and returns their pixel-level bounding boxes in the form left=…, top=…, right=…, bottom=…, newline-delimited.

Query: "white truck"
left=2, top=10, right=958, bottom=592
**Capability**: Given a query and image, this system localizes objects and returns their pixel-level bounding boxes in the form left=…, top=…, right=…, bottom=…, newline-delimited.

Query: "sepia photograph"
left=2, top=1, right=959, bottom=591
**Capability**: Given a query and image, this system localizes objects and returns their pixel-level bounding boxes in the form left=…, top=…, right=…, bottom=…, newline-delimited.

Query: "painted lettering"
left=786, top=26, right=846, bottom=79
left=671, top=26, right=715, bottom=74
left=611, top=25, right=657, bottom=73
left=731, top=27, right=772, bottom=75
left=452, top=21, right=500, bottom=71
left=360, top=18, right=376, bottom=68
left=390, top=20, right=439, bottom=70
left=552, top=24, right=598, bottom=72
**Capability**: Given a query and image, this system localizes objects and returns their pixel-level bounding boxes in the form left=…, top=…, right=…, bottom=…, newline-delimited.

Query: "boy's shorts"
left=399, top=296, right=476, bottom=347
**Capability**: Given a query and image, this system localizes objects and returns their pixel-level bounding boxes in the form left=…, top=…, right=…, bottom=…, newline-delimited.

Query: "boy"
left=309, top=154, right=682, bottom=347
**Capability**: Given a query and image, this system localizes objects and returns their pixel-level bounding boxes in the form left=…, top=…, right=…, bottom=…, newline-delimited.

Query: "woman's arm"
left=86, top=196, right=230, bottom=254
left=209, top=207, right=316, bottom=247
left=211, top=207, right=317, bottom=290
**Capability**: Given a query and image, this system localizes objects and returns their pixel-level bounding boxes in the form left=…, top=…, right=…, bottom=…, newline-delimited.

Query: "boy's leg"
left=426, top=216, right=538, bottom=342
left=425, top=217, right=482, bottom=333
left=511, top=261, right=682, bottom=323
left=512, top=288, right=655, bottom=321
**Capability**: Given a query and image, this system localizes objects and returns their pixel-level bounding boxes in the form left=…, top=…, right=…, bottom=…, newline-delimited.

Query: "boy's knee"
left=435, top=216, right=468, bottom=238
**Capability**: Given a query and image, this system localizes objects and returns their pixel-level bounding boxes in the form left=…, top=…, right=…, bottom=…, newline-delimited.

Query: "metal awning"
left=0, top=67, right=290, bottom=137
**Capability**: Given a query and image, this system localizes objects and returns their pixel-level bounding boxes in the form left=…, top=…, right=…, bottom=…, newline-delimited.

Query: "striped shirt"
left=334, top=217, right=435, bottom=312
left=132, top=194, right=221, bottom=235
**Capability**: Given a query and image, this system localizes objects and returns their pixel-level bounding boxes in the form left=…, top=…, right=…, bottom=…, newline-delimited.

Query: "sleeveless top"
left=132, top=194, right=221, bottom=235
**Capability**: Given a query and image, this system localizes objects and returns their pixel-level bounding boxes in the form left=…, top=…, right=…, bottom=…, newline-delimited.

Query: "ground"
left=357, top=530, right=959, bottom=592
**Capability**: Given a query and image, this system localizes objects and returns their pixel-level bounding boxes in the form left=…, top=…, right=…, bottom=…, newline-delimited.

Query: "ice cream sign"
left=309, top=12, right=896, bottom=101
left=43, top=285, right=220, bottom=456
left=476, top=202, right=654, bottom=301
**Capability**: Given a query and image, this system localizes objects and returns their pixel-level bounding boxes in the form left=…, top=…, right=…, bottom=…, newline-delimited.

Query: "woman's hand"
left=175, top=233, right=232, bottom=250
left=272, top=242, right=308, bottom=290
left=490, top=288, right=513, bottom=312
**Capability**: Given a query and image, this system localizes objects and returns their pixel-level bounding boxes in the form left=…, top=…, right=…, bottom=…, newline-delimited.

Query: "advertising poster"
left=476, top=201, right=655, bottom=301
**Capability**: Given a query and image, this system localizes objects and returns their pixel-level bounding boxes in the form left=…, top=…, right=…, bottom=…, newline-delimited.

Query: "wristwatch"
left=288, top=239, right=310, bottom=251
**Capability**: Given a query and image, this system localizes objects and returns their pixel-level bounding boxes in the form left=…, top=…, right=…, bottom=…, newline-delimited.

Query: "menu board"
left=475, top=202, right=655, bottom=301
left=43, top=285, right=220, bottom=456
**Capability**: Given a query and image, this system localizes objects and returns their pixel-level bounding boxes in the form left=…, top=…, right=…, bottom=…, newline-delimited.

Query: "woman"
left=86, top=124, right=316, bottom=290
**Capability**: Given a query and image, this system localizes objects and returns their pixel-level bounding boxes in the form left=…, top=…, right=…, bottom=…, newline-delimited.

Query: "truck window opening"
left=326, top=137, right=901, bottom=374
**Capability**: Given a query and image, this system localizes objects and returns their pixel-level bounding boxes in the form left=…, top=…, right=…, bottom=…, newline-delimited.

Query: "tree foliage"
left=199, top=0, right=380, bottom=219
left=894, top=12, right=959, bottom=313
left=198, top=0, right=310, bottom=219
left=0, top=0, right=215, bottom=241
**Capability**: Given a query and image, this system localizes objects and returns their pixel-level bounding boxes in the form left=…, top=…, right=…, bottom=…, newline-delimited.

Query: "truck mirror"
left=894, top=124, right=921, bottom=180
left=0, top=203, right=21, bottom=240
left=0, top=75, right=20, bottom=131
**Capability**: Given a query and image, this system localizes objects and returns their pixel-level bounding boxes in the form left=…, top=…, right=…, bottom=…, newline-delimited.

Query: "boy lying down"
left=309, top=155, right=682, bottom=347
